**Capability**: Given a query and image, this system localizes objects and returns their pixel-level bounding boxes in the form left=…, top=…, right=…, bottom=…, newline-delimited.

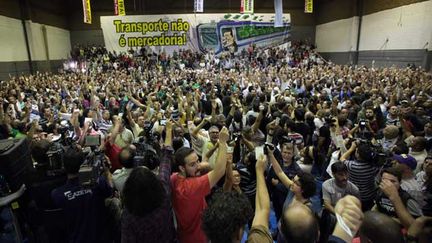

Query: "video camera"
left=43, top=121, right=77, bottom=176
left=355, top=138, right=392, bottom=167
left=324, top=116, right=337, bottom=126
left=79, top=135, right=107, bottom=186
left=358, top=119, right=368, bottom=130
left=264, top=142, right=275, bottom=155
left=133, top=126, right=161, bottom=171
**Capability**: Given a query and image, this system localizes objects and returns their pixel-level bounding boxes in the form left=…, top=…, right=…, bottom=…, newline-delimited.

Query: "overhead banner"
left=82, top=0, right=92, bottom=24
left=194, top=0, right=204, bottom=13
left=100, top=13, right=291, bottom=55
left=274, top=0, right=283, bottom=27
left=305, top=0, right=313, bottom=13
left=240, top=0, right=254, bottom=14
left=114, top=0, right=126, bottom=16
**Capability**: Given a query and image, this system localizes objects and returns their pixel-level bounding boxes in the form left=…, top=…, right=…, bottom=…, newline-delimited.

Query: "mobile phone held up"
left=85, top=135, right=101, bottom=147
left=159, top=119, right=167, bottom=126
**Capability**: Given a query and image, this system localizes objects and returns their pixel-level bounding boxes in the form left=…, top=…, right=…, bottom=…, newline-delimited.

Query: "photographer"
left=51, top=147, right=113, bottom=243
left=349, top=117, right=376, bottom=140
left=340, top=141, right=380, bottom=211
left=25, top=139, right=67, bottom=210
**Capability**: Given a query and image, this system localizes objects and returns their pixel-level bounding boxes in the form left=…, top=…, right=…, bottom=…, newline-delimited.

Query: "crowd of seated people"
left=0, top=42, right=432, bottom=243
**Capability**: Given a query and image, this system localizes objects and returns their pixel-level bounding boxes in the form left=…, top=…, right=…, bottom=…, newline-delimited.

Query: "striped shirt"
left=97, top=119, right=112, bottom=135
left=345, top=160, right=379, bottom=202
left=237, top=163, right=256, bottom=198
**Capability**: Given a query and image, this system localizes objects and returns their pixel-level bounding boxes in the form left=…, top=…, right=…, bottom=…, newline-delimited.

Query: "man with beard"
left=322, top=162, right=360, bottom=214
left=364, top=108, right=379, bottom=134
left=400, top=100, right=423, bottom=136
left=338, top=108, right=353, bottom=131
left=320, top=162, right=360, bottom=241
left=171, top=127, right=229, bottom=243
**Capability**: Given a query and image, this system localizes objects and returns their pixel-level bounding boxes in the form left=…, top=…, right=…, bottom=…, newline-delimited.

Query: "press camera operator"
left=25, top=139, right=67, bottom=209
left=50, top=146, right=113, bottom=243
left=340, top=139, right=380, bottom=211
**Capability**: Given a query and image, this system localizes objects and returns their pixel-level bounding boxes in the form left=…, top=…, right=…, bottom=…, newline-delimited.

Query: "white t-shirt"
left=401, top=177, right=424, bottom=207
left=113, top=167, right=134, bottom=193
left=322, top=178, right=360, bottom=207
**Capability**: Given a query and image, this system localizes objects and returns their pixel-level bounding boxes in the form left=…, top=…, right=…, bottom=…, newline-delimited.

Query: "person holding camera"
left=51, top=147, right=113, bottom=243
left=26, top=140, right=67, bottom=209
left=349, top=118, right=376, bottom=140
left=340, top=140, right=380, bottom=211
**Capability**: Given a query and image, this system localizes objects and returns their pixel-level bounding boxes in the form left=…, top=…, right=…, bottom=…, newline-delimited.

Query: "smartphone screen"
left=85, top=135, right=101, bottom=147
left=255, top=146, right=264, bottom=159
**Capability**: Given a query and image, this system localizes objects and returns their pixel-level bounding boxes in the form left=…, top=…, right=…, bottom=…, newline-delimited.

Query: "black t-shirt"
left=25, top=167, right=67, bottom=209
left=51, top=177, right=113, bottom=243
left=294, top=122, right=311, bottom=145
left=423, top=185, right=432, bottom=216
left=318, top=125, right=331, bottom=154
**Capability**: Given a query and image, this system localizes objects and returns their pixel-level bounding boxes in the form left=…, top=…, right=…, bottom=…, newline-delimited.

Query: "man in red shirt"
left=171, top=127, right=229, bottom=243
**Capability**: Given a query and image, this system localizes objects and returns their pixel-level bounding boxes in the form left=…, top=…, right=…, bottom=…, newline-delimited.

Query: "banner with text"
left=114, top=0, right=126, bottom=16
left=101, top=13, right=291, bottom=55
left=240, top=0, right=254, bottom=14
left=82, top=0, right=92, bottom=24
left=194, top=0, right=204, bottom=13
left=305, top=0, right=313, bottom=13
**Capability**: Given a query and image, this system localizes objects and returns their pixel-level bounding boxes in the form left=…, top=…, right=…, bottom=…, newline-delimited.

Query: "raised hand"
left=379, top=179, right=399, bottom=199
left=255, top=155, right=267, bottom=174
left=218, top=126, right=229, bottom=144
left=334, top=195, right=363, bottom=237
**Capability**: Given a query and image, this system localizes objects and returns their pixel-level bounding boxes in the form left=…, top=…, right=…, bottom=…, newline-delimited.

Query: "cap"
left=393, top=154, right=417, bottom=170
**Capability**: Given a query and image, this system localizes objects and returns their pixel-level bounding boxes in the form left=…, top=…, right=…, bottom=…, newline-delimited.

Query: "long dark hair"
left=122, top=167, right=166, bottom=217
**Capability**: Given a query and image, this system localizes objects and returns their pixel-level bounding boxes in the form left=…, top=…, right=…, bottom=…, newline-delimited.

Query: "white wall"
left=360, top=1, right=432, bottom=51
left=0, top=15, right=28, bottom=62
left=315, top=0, right=432, bottom=52
left=46, top=25, right=72, bottom=60
left=315, top=17, right=359, bottom=52
left=0, top=15, right=71, bottom=62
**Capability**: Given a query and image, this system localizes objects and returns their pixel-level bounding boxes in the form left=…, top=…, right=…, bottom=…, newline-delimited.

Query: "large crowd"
left=0, top=41, right=432, bottom=243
